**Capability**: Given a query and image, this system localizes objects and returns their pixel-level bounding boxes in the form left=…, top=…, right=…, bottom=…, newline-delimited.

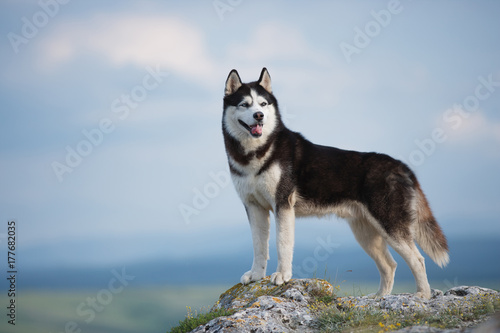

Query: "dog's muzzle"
left=238, top=120, right=263, bottom=137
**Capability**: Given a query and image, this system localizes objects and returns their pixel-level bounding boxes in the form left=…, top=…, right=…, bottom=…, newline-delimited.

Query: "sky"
left=0, top=0, right=499, bottom=272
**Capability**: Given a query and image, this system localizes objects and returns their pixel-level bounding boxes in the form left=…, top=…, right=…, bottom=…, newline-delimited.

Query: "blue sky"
left=1, top=1, right=499, bottom=270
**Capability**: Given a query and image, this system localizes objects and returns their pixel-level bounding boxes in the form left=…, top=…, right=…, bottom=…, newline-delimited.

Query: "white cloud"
left=453, top=112, right=499, bottom=142
left=40, top=14, right=217, bottom=85
left=38, top=15, right=346, bottom=98
left=438, top=108, right=500, bottom=152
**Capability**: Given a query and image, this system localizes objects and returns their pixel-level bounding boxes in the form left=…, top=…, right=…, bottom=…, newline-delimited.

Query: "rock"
left=445, top=286, right=498, bottom=297
left=212, top=276, right=333, bottom=312
left=186, top=279, right=499, bottom=333
left=338, top=285, right=499, bottom=316
left=189, top=277, right=332, bottom=333
left=474, top=312, right=500, bottom=333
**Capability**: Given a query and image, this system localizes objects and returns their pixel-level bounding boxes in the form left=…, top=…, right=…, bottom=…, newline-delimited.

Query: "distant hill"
left=9, top=237, right=500, bottom=290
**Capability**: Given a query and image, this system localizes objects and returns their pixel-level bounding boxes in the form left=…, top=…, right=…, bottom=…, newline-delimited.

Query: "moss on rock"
left=212, top=277, right=334, bottom=312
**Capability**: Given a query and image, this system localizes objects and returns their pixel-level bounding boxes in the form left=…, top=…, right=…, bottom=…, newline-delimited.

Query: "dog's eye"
left=239, top=102, right=249, bottom=108
left=260, top=101, right=268, bottom=107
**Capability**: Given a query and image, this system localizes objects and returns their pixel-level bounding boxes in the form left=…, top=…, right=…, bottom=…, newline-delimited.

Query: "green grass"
left=168, top=307, right=235, bottom=333
left=0, top=285, right=229, bottom=333
left=167, top=282, right=499, bottom=333
left=9, top=282, right=498, bottom=333
left=166, top=280, right=500, bottom=333
left=313, top=289, right=500, bottom=333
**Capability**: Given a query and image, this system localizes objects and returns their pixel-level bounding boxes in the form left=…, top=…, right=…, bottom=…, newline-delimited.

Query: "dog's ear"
left=258, top=67, right=272, bottom=93
left=225, top=69, right=242, bottom=96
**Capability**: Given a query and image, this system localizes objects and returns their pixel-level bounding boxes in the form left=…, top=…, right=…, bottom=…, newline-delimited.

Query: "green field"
left=2, top=280, right=498, bottom=333
left=1, top=285, right=230, bottom=333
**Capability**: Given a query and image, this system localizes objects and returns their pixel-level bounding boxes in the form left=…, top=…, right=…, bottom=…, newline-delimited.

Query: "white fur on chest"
left=231, top=160, right=281, bottom=211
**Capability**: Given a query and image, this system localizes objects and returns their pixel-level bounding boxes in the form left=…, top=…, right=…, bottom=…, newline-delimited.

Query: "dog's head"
left=223, top=68, right=280, bottom=142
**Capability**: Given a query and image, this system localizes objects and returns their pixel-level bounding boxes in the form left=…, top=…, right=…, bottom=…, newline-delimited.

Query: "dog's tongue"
left=251, top=124, right=263, bottom=135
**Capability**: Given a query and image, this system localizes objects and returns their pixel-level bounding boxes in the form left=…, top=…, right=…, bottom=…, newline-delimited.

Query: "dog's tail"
left=413, top=182, right=449, bottom=268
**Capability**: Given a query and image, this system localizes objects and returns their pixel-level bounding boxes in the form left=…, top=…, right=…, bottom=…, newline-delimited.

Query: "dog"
left=222, top=68, right=449, bottom=299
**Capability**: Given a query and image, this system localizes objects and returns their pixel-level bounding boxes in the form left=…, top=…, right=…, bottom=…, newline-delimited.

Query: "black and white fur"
left=222, top=68, right=449, bottom=299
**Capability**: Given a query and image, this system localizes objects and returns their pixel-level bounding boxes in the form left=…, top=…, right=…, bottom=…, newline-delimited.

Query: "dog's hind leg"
left=349, top=217, right=397, bottom=297
left=386, top=236, right=431, bottom=299
left=241, top=203, right=270, bottom=285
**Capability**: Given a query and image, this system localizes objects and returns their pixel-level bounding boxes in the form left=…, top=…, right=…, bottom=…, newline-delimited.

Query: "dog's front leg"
left=271, top=207, right=295, bottom=285
left=240, top=203, right=270, bottom=285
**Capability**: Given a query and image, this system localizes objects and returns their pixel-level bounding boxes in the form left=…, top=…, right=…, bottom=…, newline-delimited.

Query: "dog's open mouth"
left=238, top=120, right=263, bottom=137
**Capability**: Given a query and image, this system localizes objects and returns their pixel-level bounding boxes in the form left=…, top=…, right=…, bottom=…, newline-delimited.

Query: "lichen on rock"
left=186, top=279, right=499, bottom=333
left=212, top=276, right=333, bottom=312
left=188, top=277, right=332, bottom=333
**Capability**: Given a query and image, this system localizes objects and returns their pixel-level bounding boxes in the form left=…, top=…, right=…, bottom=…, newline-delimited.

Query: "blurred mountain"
left=10, top=237, right=500, bottom=291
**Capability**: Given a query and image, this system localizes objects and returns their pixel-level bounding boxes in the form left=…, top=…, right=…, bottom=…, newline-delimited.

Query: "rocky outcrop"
left=188, top=277, right=499, bottom=333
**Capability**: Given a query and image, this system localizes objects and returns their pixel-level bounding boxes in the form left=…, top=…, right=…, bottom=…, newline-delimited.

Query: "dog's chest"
left=230, top=159, right=281, bottom=211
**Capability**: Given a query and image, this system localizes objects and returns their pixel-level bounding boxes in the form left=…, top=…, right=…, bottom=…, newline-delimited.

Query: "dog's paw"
left=367, top=290, right=390, bottom=299
left=240, top=270, right=265, bottom=285
left=270, top=271, right=291, bottom=285
left=367, top=292, right=386, bottom=299
left=414, top=291, right=431, bottom=300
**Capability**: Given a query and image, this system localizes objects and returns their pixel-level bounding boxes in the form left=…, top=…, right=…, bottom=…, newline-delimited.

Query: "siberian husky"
left=222, top=68, right=449, bottom=299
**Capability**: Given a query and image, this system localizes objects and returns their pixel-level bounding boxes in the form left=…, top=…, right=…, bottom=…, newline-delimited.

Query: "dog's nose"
left=253, top=112, right=264, bottom=121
